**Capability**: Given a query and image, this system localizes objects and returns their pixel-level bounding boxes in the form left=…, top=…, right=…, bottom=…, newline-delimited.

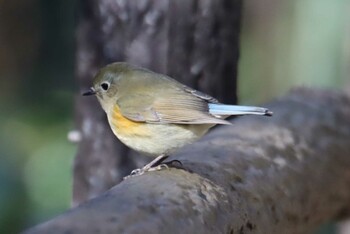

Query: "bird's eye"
left=101, top=82, right=110, bottom=91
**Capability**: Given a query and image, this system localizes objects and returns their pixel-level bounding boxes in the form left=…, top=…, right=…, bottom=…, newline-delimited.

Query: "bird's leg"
left=124, top=154, right=169, bottom=179
left=142, top=154, right=169, bottom=170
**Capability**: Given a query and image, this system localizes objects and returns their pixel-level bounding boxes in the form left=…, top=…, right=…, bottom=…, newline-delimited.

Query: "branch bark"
left=25, top=88, right=350, bottom=234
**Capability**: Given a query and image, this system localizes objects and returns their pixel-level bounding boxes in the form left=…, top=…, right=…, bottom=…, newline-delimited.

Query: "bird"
left=83, top=62, right=272, bottom=177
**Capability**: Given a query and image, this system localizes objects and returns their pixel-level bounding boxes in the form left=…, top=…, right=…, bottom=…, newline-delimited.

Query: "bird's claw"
left=123, top=168, right=143, bottom=180
left=147, top=163, right=169, bottom=172
left=130, top=168, right=143, bottom=176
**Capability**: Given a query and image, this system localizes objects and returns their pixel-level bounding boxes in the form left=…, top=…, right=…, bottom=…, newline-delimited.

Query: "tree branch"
left=25, top=88, right=350, bottom=234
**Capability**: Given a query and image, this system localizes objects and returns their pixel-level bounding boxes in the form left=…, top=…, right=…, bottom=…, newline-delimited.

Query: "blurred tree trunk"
left=74, top=0, right=242, bottom=206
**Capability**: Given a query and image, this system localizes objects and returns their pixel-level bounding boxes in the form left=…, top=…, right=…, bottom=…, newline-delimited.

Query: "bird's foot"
left=147, top=163, right=169, bottom=172
left=124, top=154, right=169, bottom=179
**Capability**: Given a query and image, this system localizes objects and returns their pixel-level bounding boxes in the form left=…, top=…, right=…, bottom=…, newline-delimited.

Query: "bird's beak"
left=82, top=87, right=96, bottom=96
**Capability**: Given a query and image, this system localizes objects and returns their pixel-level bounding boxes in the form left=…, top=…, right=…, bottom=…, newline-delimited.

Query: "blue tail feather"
left=208, top=104, right=272, bottom=116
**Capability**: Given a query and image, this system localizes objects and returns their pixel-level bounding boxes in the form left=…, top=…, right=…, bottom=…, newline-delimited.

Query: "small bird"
left=83, top=62, right=272, bottom=177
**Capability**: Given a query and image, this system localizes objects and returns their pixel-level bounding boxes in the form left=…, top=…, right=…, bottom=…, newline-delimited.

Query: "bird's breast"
left=107, top=104, right=211, bottom=156
left=109, top=104, right=152, bottom=138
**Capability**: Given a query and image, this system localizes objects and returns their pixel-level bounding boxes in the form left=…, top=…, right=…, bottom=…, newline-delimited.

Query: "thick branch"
left=25, top=88, right=350, bottom=234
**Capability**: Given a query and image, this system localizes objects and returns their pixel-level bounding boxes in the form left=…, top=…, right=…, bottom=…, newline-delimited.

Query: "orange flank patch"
left=110, top=104, right=151, bottom=137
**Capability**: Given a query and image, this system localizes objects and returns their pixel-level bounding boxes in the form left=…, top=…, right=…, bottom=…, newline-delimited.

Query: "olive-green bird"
left=83, top=62, right=272, bottom=177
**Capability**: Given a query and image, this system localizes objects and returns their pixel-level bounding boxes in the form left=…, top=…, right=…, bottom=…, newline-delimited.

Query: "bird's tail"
left=208, top=103, right=273, bottom=117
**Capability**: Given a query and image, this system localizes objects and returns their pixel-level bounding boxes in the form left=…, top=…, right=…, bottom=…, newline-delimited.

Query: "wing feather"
left=117, top=90, right=230, bottom=125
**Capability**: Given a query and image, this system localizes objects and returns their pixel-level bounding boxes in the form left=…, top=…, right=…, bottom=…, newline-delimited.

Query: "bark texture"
left=74, top=0, right=242, bottom=206
left=26, top=88, right=350, bottom=234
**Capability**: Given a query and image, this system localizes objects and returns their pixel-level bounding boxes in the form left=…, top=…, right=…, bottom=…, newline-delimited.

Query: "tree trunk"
left=25, top=89, right=350, bottom=234
left=74, top=0, right=242, bottom=206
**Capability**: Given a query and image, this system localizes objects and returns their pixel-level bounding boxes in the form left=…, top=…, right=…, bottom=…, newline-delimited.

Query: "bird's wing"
left=116, top=88, right=230, bottom=125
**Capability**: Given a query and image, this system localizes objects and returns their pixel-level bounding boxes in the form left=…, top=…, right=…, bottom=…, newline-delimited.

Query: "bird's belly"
left=108, top=108, right=209, bottom=156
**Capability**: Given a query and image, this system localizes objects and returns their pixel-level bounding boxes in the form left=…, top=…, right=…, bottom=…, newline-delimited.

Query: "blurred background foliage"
left=0, top=0, right=348, bottom=233
left=239, top=0, right=350, bottom=104
left=0, top=0, right=76, bottom=233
